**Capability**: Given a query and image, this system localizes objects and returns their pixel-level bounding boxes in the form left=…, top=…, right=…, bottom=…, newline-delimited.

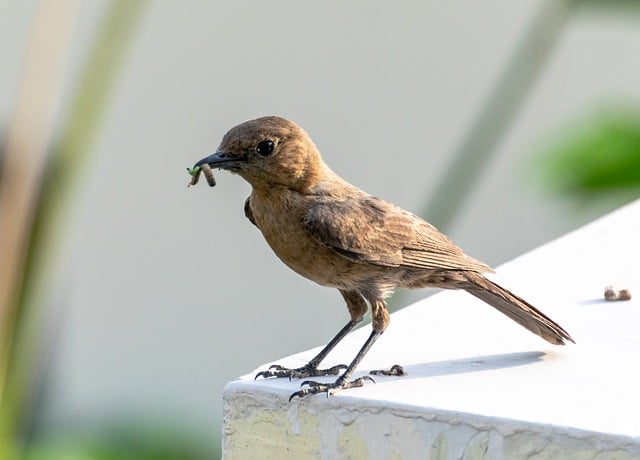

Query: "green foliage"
left=1, top=0, right=152, bottom=458
left=536, top=107, right=640, bottom=198
left=22, top=422, right=214, bottom=460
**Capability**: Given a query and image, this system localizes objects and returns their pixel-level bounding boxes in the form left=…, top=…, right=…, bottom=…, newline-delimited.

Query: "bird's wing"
left=305, top=196, right=409, bottom=267
left=403, top=220, right=492, bottom=272
left=305, top=195, right=491, bottom=272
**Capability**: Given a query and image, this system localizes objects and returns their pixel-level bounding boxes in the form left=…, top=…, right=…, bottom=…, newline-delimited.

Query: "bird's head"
left=193, top=116, right=327, bottom=192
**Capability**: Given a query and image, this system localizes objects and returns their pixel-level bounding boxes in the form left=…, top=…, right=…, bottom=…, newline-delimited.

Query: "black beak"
left=193, top=150, right=239, bottom=169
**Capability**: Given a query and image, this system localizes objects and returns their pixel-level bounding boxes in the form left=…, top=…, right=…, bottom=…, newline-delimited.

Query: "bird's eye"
left=256, top=140, right=275, bottom=156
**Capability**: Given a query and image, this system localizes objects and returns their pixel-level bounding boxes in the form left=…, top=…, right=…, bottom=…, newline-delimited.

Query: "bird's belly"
left=261, top=220, right=348, bottom=287
left=251, top=212, right=354, bottom=290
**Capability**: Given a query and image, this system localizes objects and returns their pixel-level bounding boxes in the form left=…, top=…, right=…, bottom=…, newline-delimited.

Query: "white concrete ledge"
left=222, top=200, right=640, bottom=459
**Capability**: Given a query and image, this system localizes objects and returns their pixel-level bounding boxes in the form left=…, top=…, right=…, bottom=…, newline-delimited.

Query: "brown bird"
left=192, top=116, right=574, bottom=399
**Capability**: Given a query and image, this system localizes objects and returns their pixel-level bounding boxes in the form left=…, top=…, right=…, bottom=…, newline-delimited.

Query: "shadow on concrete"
left=370, top=351, right=546, bottom=380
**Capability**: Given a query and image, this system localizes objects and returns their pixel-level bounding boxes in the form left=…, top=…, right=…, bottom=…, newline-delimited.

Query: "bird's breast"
left=248, top=189, right=365, bottom=289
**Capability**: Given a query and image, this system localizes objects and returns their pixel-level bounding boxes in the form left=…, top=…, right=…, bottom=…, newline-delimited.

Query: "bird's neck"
left=248, top=158, right=340, bottom=196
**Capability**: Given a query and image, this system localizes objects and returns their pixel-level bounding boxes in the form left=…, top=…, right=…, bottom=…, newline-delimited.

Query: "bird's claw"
left=288, top=375, right=376, bottom=401
left=255, top=363, right=347, bottom=381
left=369, top=364, right=406, bottom=377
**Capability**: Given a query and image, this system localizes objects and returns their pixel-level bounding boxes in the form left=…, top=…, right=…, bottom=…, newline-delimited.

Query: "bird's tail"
left=462, top=271, right=574, bottom=345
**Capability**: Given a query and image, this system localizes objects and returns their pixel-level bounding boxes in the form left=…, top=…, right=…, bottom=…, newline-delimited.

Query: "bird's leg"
left=289, top=297, right=389, bottom=400
left=255, top=290, right=368, bottom=381
left=289, top=329, right=381, bottom=400
left=254, top=319, right=358, bottom=380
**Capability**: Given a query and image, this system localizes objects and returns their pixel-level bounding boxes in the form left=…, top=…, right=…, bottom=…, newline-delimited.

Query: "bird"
left=191, top=115, right=574, bottom=400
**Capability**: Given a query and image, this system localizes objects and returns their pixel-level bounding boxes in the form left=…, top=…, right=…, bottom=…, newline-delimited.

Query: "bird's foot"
left=369, top=364, right=406, bottom=377
left=289, top=375, right=375, bottom=401
left=254, top=363, right=347, bottom=381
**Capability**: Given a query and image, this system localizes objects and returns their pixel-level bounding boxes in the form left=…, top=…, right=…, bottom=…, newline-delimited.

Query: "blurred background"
left=1, top=0, right=639, bottom=458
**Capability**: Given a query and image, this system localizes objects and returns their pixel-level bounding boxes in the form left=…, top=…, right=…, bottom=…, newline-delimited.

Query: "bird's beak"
left=193, top=150, right=241, bottom=170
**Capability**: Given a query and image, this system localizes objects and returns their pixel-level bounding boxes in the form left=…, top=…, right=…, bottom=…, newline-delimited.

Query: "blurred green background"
left=1, top=1, right=639, bottom=458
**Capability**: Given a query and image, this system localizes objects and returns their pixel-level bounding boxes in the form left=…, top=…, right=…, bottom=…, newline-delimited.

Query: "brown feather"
left=305, top=194, right=491, bottom=273
left=462, top=271, right=574, bottom=345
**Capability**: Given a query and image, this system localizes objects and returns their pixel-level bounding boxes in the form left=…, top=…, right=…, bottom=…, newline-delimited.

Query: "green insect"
left=186, top=163, right=215, bottom=187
